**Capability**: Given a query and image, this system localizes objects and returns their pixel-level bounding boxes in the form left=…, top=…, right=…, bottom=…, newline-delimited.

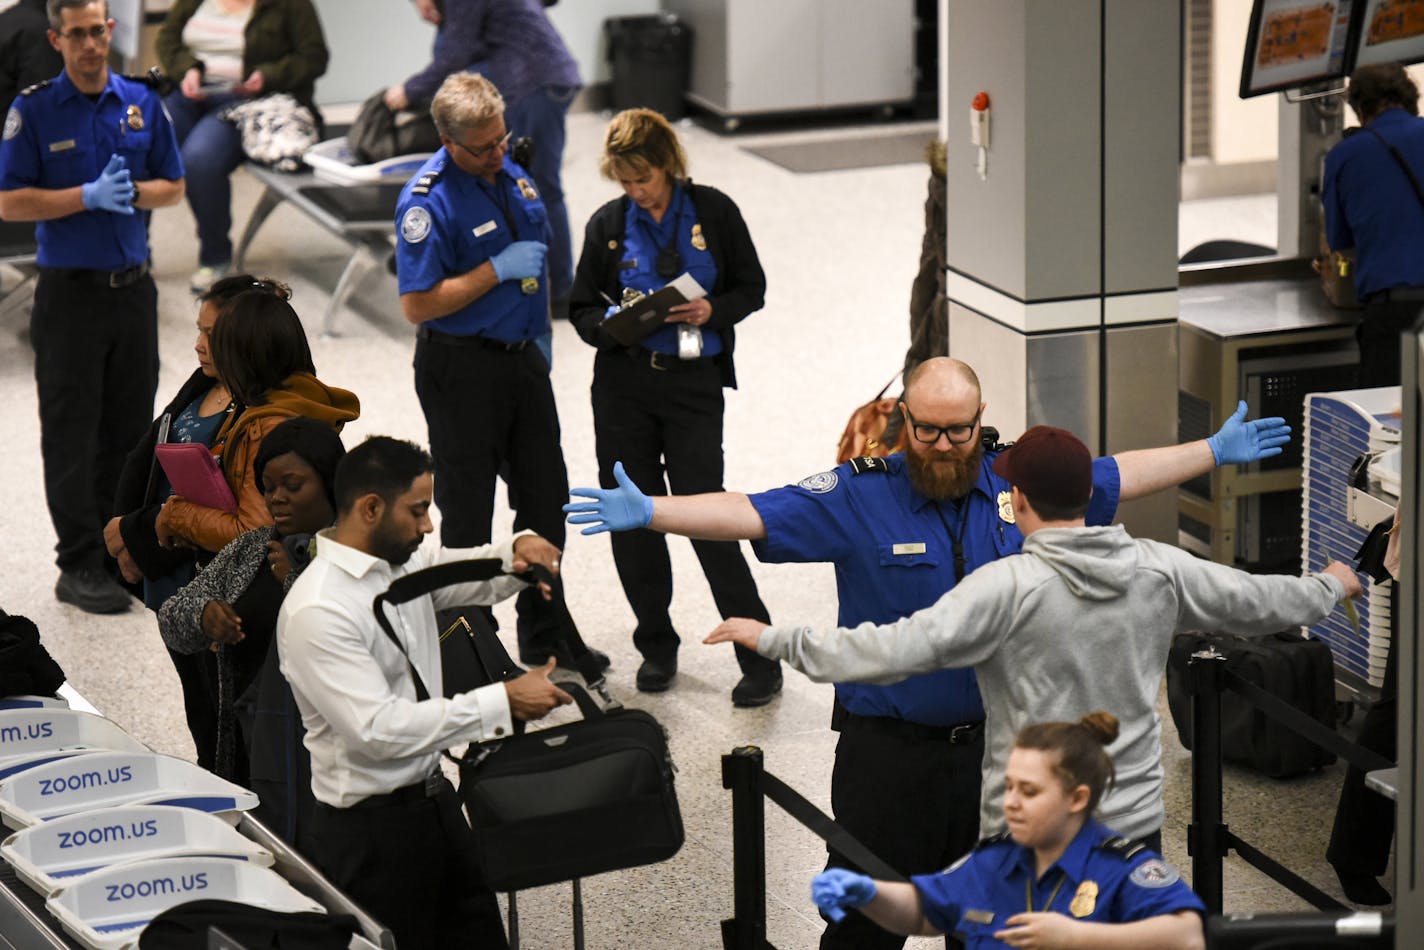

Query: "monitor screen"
left=1240, top=0, right=1361, bottom=98
left=1351, top=0, right=1424, bottom=70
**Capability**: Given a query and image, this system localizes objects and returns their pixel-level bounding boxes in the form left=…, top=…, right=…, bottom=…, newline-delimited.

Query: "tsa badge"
left=690, top=223, right=707, bottom=251
left=516, top=177, right=539, bottom=201
left=400, top=206, right=432, bottom=244
left=997, top=491, right=1014, bottom=524
left=126, top=104, right=143, bottom=131
left=3, top=107, right=19, bottom=141
left=1069, top=879, right=1098, bottom=918
left=1129, top=859, right=1181, bottom=889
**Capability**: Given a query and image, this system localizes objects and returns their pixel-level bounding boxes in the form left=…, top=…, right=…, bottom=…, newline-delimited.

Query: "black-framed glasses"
left=57, top=23, right=109, bottom=42
left=451, top=130, right=512, bottom=161
left=901, top=405, right=981, bottom=445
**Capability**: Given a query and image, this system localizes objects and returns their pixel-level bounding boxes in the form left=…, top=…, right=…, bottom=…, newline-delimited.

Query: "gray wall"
left=311, top=0, right=659, bottom=106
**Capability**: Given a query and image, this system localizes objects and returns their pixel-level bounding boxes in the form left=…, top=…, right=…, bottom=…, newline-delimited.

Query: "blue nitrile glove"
left=603, top=304, right=619, bottom=319
left=81, top=154, right=135, bottom=215
left=564, top=460, right=653, bottom=535
left=490, top=240, right=547, bottom=282
left=811, top=869, right=877, bottom=923
left=1207, top=399, right=1291, bottom=465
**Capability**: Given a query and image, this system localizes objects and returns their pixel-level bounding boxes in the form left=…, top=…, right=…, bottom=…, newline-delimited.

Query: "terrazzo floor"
left=0, top=110, right=1391, bottom=947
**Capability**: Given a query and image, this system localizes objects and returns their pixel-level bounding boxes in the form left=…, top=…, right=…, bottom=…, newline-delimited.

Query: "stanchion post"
left=1187, top=648, right=1228, bottom=914
left=721, top=746, right=768, bottom=949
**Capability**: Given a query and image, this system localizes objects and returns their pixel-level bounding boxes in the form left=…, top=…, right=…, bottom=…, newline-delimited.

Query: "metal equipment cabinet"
left=664, top=0, right=915, bottom=124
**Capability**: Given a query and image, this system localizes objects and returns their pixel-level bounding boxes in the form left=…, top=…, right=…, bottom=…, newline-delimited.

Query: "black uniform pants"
left=305, top=778, right=507, bottom=950
left=414, top=338, right=570, bottom=660
left=591, top=349, right=778, bottom=679
left=822, top=709, right=984, bottom=950
left=1357, top=297, right=1424, bottom=388
left=31, top=270, right=158, bottom=571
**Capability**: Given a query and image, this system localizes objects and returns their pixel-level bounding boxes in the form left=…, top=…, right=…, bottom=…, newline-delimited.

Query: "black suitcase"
left=1166, top=631, right=1337, bottom=778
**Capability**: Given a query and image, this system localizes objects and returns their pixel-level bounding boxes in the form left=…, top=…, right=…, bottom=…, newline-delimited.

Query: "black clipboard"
left=602, top=274, right=707, bottom=346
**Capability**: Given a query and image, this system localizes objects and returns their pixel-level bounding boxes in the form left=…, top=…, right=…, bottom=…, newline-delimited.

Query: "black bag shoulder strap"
left=1365, top=126, right=1424, bottom=210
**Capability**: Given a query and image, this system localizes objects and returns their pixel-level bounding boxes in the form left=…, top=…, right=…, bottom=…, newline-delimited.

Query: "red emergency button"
left=972, top=91, right=990, bottom=112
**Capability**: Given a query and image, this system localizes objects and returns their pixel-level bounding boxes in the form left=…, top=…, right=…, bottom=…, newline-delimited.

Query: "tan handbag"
left=835, top=374, right=907, bottom=464
left=1315, top=230, right=1363, bottom=310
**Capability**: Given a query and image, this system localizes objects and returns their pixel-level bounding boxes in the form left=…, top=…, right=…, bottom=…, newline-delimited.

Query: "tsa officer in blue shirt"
left=811, top=712, right=1206, bottom=950
left=566, top=356, right=1285, bottom=950
left=0, top=0, right=184, bottom=615
left=396, top=70, right=577, bottom=667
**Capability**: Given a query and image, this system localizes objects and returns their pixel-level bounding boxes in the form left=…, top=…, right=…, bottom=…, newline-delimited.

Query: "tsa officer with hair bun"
left=0, top=0, right=184, bottom=615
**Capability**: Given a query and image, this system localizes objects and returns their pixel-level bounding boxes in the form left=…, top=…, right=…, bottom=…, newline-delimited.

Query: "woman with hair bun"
left=811, top=712, right=1206, bottom=949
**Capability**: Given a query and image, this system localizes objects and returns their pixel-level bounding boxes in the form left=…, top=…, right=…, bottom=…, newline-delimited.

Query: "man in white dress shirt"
left=279, top=435, right=570, bottom=949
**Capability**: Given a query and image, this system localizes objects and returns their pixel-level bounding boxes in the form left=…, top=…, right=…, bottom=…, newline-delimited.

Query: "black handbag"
left=346, top=90, right=441, bottom=164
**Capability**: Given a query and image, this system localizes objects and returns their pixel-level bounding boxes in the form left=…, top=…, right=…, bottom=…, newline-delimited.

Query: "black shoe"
left=636, top=658, right=677, bottom=692
left=1335, top=870, right=1392, bottom=905
left=731, top=671, right=783, bottom=708
left=55, top=567, right=132, bottom=614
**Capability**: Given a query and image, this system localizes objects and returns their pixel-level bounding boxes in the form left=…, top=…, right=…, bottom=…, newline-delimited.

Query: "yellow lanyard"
left=1025, top=872, right=1068, bottom=913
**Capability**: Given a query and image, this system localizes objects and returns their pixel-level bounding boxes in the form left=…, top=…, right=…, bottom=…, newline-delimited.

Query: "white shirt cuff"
left=474, top=681, right=515, bottom=740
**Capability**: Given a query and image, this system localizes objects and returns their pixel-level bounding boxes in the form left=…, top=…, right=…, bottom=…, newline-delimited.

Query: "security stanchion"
left=721, top=746, right=770, bottom=950
left=1187, top=647, right=1228, bottom=914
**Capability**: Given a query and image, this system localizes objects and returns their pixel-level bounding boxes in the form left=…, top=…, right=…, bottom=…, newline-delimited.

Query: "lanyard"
left=1025, top=872, right=1068, bottom=913
left=933, top=500, right=971, bottom=582
left=485, top=174, right=520, bottom=241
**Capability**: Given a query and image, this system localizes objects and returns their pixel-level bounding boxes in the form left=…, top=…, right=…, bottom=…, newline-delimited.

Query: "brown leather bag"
left=836, top=374, right=906, bottom=464
left=1315, top=229, right=1363, bottom=310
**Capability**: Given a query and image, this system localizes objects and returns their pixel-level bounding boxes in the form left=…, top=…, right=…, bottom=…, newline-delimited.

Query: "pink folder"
left=155, top=442, right=238, bottom=513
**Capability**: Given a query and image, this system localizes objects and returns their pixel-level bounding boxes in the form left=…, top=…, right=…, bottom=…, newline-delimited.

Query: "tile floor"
left=0, top=112, right=1389, bottom=947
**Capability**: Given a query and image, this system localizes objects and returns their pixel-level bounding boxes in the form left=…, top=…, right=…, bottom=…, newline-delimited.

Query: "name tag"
left=892, top=542, right=926, bottom=556
left=48, top=139, right=76, bottom=152
left=963, top=909, right=995, bottom=925
left=472, top=220, right=497, bottom=237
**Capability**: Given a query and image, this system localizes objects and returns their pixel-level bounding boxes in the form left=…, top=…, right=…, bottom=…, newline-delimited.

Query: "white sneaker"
left=190, top=263, right=231, bottom=294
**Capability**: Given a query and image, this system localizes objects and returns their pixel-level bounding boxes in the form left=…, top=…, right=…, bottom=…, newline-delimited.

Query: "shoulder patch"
left=1097, top=835, right=1147, bottom=861
left=411, top=169, right=442, bottom=196
left=797, top=471, right=839, bottom=494
left=3, top=107, right=20, bottom=141
left=400, top=206, right=432, bottom=244
left=939, top=851, right=973, bottom=875
left=122, top=69, right=163, bottom=89
left=848, top=456, right=889, bottom=475
left=1128, top=858, right=1181, bottom=889
left=975, top=831, right=1012, bottom=850
left=18, top=80, right=50, bottom=97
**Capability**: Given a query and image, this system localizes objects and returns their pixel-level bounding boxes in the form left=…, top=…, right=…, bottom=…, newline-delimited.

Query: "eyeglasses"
left=901, top=405, right=981, bottom=445
left=56, top=24, right=109, bottom=43
left=451, top=130, right=511, bottom=161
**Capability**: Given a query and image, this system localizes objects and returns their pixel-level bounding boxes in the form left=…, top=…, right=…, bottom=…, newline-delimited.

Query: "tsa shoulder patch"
left=848, top=456, right=888, bottom=475
left=3, top=107, right=20, bottom=141
left=1129, top=858, right=1181, bottom=889
left=401, top=206, right=432, bottom=244
left=798, top=471, right=839, bottom=494
left=410, top=169, right=441, bottom=196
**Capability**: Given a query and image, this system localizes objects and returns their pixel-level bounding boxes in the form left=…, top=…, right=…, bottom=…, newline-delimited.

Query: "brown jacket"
left=156, top=372, right=359, bottom=554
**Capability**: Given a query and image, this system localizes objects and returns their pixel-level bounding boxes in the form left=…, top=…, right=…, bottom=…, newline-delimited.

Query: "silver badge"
left=401, top=206, right=432, bottom=244
left=3, top=108, right=20, bottom=141
left=1129, top=859, right=1181, bottom=889
left=798, top=471, right=839, bottom=494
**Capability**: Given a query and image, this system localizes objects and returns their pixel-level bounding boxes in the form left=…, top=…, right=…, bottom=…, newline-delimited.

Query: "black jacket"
left=0, top=0, right=62, bottom=115
left=569, top=182, right=765, bottom=389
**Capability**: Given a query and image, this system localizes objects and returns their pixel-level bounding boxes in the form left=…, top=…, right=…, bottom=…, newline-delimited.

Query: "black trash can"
left=604, top=14, right=692, bottom=120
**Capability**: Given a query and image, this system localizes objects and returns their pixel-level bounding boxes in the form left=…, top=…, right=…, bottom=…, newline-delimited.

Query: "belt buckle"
left=949, top=723, right=975, bottom=744
left=108, top=269, right=125, bottom=289
left=423, top=772, right=441, bottom=798
left=648, top=350, right=667, bottom=371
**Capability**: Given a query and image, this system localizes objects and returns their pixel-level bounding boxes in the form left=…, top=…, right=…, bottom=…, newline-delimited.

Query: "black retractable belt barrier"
left=1207, top=910, right=1394, bottom=949
left=720, top=746, right=905, bottom=950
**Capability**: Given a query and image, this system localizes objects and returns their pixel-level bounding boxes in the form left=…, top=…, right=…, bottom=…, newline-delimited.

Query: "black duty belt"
left=834, top=703, right=985, bottom=745
left=622, top=345, right=714, bottom=373
left=41, top=261, right=150, bottom=289
left=336, top=772, right=444, bottom=811
left=1368, top=287, right=1424, bottom=303
left=417, top=325, right=530, bottom=351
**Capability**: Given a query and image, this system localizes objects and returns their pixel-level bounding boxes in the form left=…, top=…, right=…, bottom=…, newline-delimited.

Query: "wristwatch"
left=130, top=181, right=141, bottom=207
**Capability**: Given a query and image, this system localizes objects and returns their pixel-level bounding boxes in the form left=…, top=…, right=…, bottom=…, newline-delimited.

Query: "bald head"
left=904, top=357, right=982, bottom=405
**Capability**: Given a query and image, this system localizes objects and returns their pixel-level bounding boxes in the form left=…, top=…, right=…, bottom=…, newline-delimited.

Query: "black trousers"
left=414, top=339, right=570, bottom=659
left=590, top=349, right=778, bottom=679
left=1357, top=298, right=1424, bottom=388
left=1328, top=582, right=1398, bottom=878
left=821, top=712, right=984, bottom=950
left=305, top=778, right=506, bottom=950
left=31, top=270, right=158, bottom=571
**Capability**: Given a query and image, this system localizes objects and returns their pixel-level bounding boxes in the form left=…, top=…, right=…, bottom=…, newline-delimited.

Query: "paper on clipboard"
left=601, top=273, right=707, bottom=346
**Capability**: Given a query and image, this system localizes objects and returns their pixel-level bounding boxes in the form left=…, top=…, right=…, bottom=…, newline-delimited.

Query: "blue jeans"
left=505, top=84, right=577, bottom=304
left=164, top=92, right=247, bottom=267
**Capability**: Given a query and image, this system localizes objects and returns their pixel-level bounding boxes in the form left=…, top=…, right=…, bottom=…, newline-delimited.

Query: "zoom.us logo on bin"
left=104, top=870, right=209, bottom=903
left=38, top=764, right=133, bottom=797
left=58, top=818, right=160, bottom=850
left=0, top=720, right=55, bottom=743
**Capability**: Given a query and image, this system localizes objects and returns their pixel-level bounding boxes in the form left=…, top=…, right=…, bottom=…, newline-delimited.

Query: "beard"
left=370, top=518, right=422, bottom=566
left=905, top=439, right=984, bottom=502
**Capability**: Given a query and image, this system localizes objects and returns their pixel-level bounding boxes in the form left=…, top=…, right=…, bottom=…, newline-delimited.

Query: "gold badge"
left=607, top=239, right=618, bottom=250
left=125, top=104, right=143, bottom=131
left=997, top=491, right=1015, bottom=524
left=690, top=222, right=706, bottom=251
left=516, top=177, right=539, bottom=200
left=1069, top=880, right=1098, bottom=918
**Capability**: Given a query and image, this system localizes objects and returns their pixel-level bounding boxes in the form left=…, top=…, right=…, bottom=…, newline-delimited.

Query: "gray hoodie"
left=759, top=524, right=1347, bottom=841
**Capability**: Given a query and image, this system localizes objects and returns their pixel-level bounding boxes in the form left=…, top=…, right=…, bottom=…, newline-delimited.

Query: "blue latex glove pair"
left=811, top=869, right=877, bottom=922
left=1207, top=400, right=1290, bottom=465
left=564, top=461, right=653, bottom=534
left=490, top=240, right=547, bottom=282
left=81, top=154, right=134, bottom=215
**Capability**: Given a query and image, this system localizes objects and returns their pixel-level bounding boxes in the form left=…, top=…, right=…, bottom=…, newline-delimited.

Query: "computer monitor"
left=1350, top=0, right=1424, bottom=70
left=1240, top=0, right=1361, bottom=98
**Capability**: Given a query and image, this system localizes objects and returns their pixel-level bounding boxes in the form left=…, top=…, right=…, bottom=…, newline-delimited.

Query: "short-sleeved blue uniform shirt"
left=911, top=819, right=1204, bottom=947
left=0, top=68, right=182, bottom=270
left=395, top=149, right=552, bottom=343
left=748, top=450, right=1120, bottom=726
left=616, top=183, right=722, bottom=357
left=1323, top=108, right=1424, bottom=298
